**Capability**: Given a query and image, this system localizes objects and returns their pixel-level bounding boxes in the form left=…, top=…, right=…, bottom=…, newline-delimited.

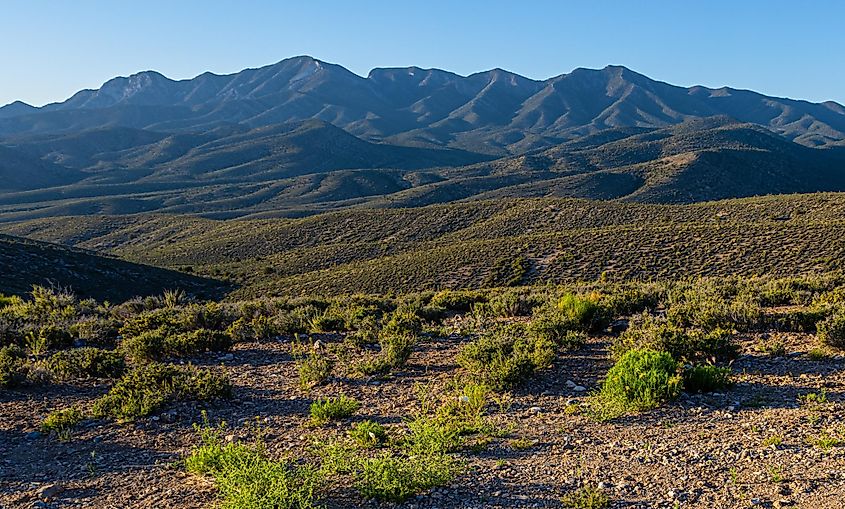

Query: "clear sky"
left=1, top=0, right=843, bottom=107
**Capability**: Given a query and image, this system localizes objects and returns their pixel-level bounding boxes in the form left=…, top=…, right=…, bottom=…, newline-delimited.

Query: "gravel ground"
left=2, top=331, right=844, bottom=509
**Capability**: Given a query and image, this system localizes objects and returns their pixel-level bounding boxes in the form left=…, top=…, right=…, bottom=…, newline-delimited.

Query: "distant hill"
left=0, top=233, right=228, bottom=301
left=5, top=193, right=845, bottom=298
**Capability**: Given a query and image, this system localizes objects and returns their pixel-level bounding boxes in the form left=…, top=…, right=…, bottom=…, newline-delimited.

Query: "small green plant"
left=561, top=484, right=610, bottom=509
left=355, top=452, right=457, bottom=502
left=91, top=363, right=231, bottom=420
left=297, top=352, right=333, bottom=389
left=808, top=347, right=832, bottom=361
left=768, top=465, right=785, bottom=484
left=807, top=430, right=843, bottom=451
left=682, top=364, right=732, bottom=393
left=756, top=337, right=787, bottom=357
left=509, top=437, right=535, bottom=450
left=592, top=349, right=681, bottom=420
left=309, top=396, right=360, bottom=426
left=349, top=420, right=388, bottom=449
left=121, top=328, right=231, bottom=363
left=185, top=417, right=321, bottom=508
left=41, top=406, right=84, bottom=440
left=761, top=434, right=783, bottom=447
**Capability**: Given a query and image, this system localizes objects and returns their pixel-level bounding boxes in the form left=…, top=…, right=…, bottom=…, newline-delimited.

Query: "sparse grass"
left=185, top=419, right=321, bottom=509
left=561, top=484, right=610, bottom=509
left=309, top=396, right=360, bottom=426
left=807, top=430, right=843, bottom=451
left=355, top=451, right=458, bottom=502
left=808, top=347, right=832, bottom=361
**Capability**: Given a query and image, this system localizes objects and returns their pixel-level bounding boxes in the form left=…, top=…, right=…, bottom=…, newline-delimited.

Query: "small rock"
left=529, top=406, right=542, bottom=414
left=565, top=380, right=576, bottom=388
left=218, top=353, right=234, bottom=361
left=26, top=431, right=42, bottom=440
left=573, top=385, right=587, bottom=392
left=225, top=434, right=236, bottom=443
left=37, top=483, right=63, bottom=501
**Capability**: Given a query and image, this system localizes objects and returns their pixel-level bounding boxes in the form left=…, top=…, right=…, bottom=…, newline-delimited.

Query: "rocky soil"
left=2, top=331, right=844, bottom=509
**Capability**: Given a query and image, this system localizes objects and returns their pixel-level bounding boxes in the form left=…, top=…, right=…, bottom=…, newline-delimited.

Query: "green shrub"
left=297, top=353, right=333, bottom=389
left=594, top=349, right=681, bottom=419
left=121, top=328, right=231, bottom=362
left=528, top=309, right=588, bottom=349
left=667, top=283, right=762, bottom=331
left=612, top=313, right=736, bottom=362
left=349, top=420, right=388, bottom=449
left=818, top=313, right=845, bottom=349
left=683, top=364, right=732, bottom=393
left=382, top=308, right=422, bottom=336
left=457, top=324, right=555, bottom=391
left=357, top=331, right=417, bottom=376
left=355, top=452, right=457, bottom=502
left=561, top=484, right=610, bottom=509
left=0, top=345, right=27, bottom=388
left=310, top=396, right=360, bottom=426
left=227, top=315, right=278, bottom=342
left=429, top=290, right=486, bottom=312
left=47, top=347, right=125, bottom=380
left=186, top=422, right=320, bottom=509
left=42, top=406, right=84, bottom=438
left=91, top=363, right=231, bottom=420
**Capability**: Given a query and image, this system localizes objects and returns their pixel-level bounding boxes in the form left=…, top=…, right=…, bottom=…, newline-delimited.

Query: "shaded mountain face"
left=2, top=56, right=844, bottom=152
left=0, top=234, right=228, bottom=301
left=0, top=57, right=844, bottom=220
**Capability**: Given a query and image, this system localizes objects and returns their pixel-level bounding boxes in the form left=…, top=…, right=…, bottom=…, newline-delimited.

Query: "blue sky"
left=1, top=0, right=842, bottom=106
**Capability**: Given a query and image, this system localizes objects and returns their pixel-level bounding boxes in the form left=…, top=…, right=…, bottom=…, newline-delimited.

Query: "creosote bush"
left=297, top=352, right=333, bottom=389
left=612, top=313, right=736, bottom=363
left=457, top=323, right=555, bottom=391
left=593, top=349, right=681, bottom=420
left=47, top=347, right=125, bottom=380
left=0, top=345, right=28, bottom=388
left=91, top=363, right=232, bottom=420
left=817, top=313, right=845, bottom=349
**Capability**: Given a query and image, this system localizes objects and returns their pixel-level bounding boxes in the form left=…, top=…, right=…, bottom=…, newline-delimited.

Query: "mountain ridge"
left=3, top=56, right=844, bottom=153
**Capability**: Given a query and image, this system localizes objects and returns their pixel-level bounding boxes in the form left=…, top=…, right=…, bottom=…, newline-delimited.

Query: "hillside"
left=0, top=234, right=227, bottom=301
left=0, top=118, right=843, bottom=221
left=5, top=193, right=845, bottom=298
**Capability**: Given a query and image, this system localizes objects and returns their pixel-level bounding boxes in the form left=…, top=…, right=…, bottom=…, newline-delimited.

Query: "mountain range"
left=1, top=55, right=844, bottom=220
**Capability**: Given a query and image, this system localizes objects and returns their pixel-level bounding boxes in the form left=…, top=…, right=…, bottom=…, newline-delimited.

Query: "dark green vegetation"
left=7, top=192, right=845, bottom=300
left=1, top=57, right=845, bottom=220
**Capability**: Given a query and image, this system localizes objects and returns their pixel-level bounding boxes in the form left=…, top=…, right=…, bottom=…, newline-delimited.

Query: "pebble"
left=573, top=385, right=587, bottom=392
left=218, top=353, right=234, bottom=361
left=37, top=483, right=63, bottom=501
left=528, top=406, right=542, bottom=414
